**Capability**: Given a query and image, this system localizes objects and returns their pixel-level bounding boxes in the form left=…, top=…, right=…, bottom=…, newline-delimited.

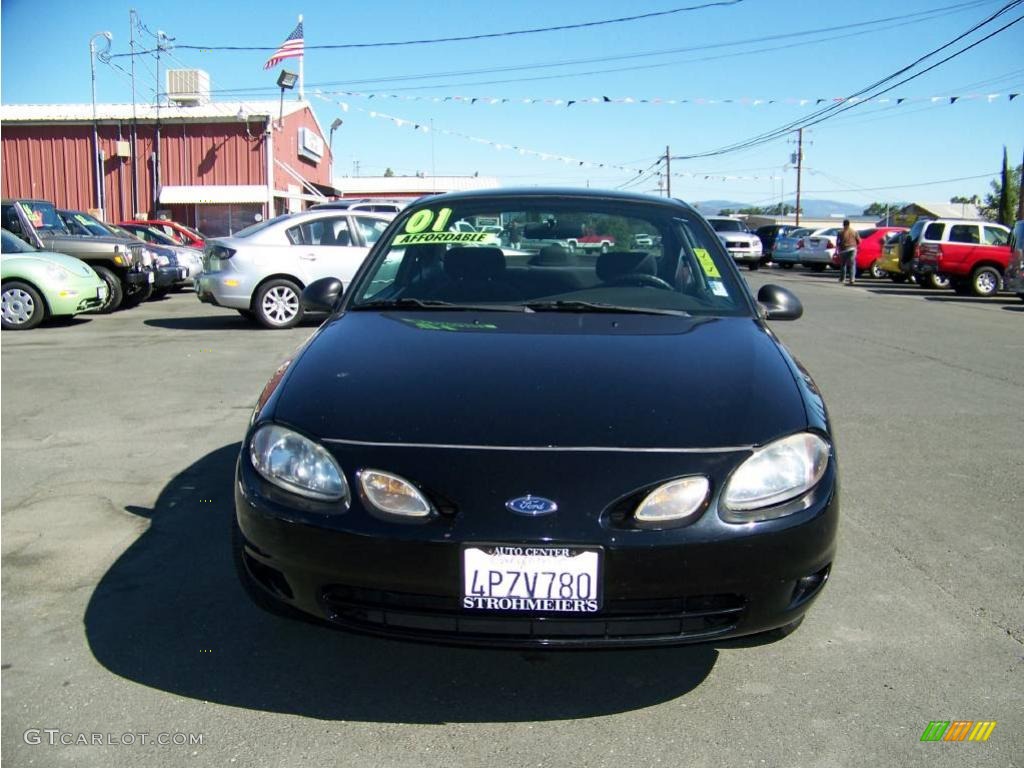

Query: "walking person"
left=837, top=220, right=861, bottom=285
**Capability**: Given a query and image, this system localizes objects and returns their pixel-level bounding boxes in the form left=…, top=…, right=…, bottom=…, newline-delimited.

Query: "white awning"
left=158, top=185, right=268, bottom=205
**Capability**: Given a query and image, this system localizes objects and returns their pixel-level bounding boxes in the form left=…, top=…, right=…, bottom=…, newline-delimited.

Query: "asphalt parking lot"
left=2, top=272, right=1022, bottom=767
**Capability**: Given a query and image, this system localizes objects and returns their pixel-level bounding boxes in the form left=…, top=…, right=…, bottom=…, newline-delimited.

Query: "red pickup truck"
left=911, top=218, right=1011, bottom=297
left=566, top=234, right=616, bottom=254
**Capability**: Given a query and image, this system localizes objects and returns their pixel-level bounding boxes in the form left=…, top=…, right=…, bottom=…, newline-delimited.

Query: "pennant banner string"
left=324, top=89, right=1021, bottom=108
left=315, top=93, right=784, bottom=181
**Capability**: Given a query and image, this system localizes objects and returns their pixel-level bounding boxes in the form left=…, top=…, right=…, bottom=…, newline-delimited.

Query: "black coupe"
left=234, top=188, right=838, bottom=648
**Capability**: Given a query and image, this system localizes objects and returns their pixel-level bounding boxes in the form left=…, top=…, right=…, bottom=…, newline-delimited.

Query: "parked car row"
left=872, top=218, right=1013, bottom=297
left=1, top=197, right=208, bottom=329
left=747, top=215, right=1019, bottom=299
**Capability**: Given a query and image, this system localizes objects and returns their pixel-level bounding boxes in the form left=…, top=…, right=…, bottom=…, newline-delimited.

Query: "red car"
left=829, top=226, right=907, bottom=278
left=119, top=219, right=206, bottom=249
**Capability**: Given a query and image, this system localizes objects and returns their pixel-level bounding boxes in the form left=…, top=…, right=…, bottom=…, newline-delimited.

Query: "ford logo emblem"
left=505, top=495, right=558, bottom=516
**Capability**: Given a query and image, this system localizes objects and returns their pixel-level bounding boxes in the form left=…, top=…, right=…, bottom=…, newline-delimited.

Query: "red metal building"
left=1, top=98, right=335, bottom=236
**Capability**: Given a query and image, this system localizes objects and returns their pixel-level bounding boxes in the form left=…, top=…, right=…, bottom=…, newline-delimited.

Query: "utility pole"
left=129, top=10, right=139, bottom=217
left=794, top=128, right=804, bottom=227
left=665, top=145, right=671, bottom=198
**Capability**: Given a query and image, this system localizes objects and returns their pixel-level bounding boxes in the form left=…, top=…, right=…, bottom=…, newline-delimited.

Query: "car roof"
left=396, top=186, right=700, bottom=212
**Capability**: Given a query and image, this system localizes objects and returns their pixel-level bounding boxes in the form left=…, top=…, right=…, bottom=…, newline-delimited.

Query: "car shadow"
left=143, top=316, right=322, bottom=331
left=39, top=316, right=94, bottom=329
left=84, top=444, right=719, bottom=723
left=923, top=295, right=1021, bottom=305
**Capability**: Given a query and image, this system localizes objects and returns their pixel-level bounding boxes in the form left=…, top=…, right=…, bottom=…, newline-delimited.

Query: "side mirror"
left=757, top=284, right=803, bottom=321
left=302, top=277, right=344, bottom=312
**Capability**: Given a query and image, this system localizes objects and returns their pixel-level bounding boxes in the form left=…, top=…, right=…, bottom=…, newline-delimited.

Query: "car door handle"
left=300, top=253, right=317, bottom=261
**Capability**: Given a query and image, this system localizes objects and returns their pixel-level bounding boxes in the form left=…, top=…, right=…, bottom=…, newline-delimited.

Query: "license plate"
left=462, top=545, right=602, bottom=613
left=97, top=285, right=108, bottom=300
left=147, top=271, right=155, bottom=284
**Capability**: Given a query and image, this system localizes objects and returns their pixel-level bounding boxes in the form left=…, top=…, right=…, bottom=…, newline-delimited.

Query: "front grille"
left=320, top=586, right=745, bottom=644
left=127, top=243, right=144, bottom=266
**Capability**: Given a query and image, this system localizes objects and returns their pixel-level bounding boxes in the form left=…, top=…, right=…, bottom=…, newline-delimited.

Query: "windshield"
left=1, top=229, right=36, bottom=253
left=62, top=211, right=113, bottom=237
left=349, top=198, right=751, bottom=317
left=709, top=219, right=745, bottom=233
left=17, top=201, right=68, bottom=234
left=134, top=227, right=179, bottom=246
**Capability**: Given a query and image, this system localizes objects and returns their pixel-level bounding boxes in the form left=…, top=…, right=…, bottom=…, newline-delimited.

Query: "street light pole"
left=329, top=118, right=343, bottom=188
left=89, top=31, right=112, bottom=219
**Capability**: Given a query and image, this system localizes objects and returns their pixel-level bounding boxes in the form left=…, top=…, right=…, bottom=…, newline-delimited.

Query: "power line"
left=180, top=1, right=989, bottom=94
left=110, top=0, right=746, bottom=58
left=671, top=2, right=1023, bottom=160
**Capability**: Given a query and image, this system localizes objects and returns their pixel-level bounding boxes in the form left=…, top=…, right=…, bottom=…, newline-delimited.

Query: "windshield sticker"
left=694, top=248, right=721, bottom=278
left=75, top=214, right=92, bottom=226
left=404, top=207, right=453, bottom=234
left=709, top=280, right=729, bottom=297
left=399, top=318, right=498, bottom=332
left=394, top=232, right=499, bottom=246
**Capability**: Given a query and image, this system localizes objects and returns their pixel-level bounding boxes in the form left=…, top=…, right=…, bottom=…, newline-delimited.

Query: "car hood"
left=5, top=252, right=96, bottom=277
left=270, top=311, right=809, bottom=450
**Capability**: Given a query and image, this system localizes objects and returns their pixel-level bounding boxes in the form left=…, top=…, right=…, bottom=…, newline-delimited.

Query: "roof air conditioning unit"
left=166, top=69, right=211, bottom=106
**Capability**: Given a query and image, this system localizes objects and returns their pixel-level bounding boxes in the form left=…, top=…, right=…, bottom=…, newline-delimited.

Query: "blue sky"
left=3, top=0, right=1022, bottom=209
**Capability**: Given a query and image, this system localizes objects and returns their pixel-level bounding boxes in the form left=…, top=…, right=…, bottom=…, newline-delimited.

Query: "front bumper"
left=725, top=248, right=763, bottom=264
left=48, top=281, right=109, bottom=316
left=235, top=451, right=839, bottom=648
left=155, top=266, right=186, bottom=289
left=125, top=269, right=153, bottom=287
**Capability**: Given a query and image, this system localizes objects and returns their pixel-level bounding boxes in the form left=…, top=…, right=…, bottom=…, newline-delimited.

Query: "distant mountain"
left=693, top=199, right=867, bottom=218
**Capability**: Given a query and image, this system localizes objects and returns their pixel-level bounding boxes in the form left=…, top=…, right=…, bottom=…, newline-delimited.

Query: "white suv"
left=705, top=216, right=763, bottom=270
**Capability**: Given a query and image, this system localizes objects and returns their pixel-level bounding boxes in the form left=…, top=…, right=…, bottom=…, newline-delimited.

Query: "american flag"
left=264, top=22, right=304, bottom=70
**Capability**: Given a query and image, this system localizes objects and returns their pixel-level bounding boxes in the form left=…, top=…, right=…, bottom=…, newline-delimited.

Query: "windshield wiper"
left=524, top=300, right=690, bottom=317
left=354, top=298, right=529, bottom=312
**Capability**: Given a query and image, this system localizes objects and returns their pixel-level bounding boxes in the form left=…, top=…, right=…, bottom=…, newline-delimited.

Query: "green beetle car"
left=1, top=229, right=108, bottom=330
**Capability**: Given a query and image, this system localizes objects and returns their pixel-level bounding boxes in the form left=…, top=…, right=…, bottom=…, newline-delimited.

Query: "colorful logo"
left=920, top=721, right=996, bottom=742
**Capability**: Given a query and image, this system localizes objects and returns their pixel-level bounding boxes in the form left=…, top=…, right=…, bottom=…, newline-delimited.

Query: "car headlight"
left=155, top=253, right=170, bottom=267
left=357, top=470, right=433, bottom=518
left=44, top=264, right=72, bottom=282
left=634, top=476, right=709, bottom=523
left=721, top=433, right=830, bottom=522
left=249, top=424, right=348, bottom=503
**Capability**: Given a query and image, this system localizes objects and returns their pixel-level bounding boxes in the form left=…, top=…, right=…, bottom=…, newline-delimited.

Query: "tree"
left=979, top=148, right=1021, bottom=223
left=998, top=147, right=1014, bottom=226
left=383, top=167, right=395, bottom=177
left=862, top=202, right=906, bottom=218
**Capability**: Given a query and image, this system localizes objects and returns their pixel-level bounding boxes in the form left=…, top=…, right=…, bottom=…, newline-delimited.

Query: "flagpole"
left=298, top=14, right=304, bottom=101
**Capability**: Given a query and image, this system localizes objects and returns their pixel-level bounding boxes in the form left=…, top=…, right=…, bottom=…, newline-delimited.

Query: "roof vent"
left=166, top=69, right=211, bottom=106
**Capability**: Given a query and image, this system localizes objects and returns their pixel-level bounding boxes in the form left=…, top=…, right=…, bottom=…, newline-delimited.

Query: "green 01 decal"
left=404, top=207, right=453, bottom=234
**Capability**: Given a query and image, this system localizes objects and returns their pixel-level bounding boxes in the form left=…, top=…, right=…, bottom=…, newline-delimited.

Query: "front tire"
left=121, top=280, right=153, bottom=309
left=1, top=281, right=46, bottom=330
left=254, top=278, right=303, bottom=329
left=92, top=266, right=123, bottom=313
left=869, top=260, right=886, bottom=279
left=970, top=266, right=1001, bottom=297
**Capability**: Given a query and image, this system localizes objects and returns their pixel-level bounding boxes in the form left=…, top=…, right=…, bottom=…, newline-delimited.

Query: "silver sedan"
left=196, top=210, right=392, bottom=328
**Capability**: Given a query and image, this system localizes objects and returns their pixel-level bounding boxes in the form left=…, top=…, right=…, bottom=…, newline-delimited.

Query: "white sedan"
left=196, top=210, right=392, bottom=328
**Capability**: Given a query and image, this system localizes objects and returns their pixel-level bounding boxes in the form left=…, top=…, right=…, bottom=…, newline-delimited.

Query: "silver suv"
left=705, top=216, right=763, bottom=270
